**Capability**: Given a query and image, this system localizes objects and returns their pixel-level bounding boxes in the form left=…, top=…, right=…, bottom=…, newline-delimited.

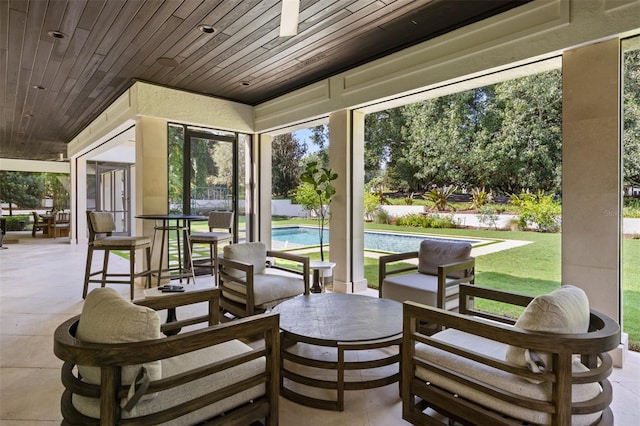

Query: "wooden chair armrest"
left=459, top=283, right=533, bottom=307
left=136, top=288, right=220, bottom=327
left=267, top=250, right=310, bottom=294
left=136, top=288, right=219, bottom=310
left=267, top=250, right=308, bottom=266
left=378, top=251, right=419, bottom=294
left=219, top=257, right=257, bottom=314
left=437, top=257, right=475, bottom=276
left=458, top=284, right=534, bottom=319
left=380, top=251, right=419, bottom=265
left=219, top=257, right=254, bottom=279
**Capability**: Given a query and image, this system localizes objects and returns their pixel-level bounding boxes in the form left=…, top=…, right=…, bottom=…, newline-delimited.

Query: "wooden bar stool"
left=83, top=211, right=152, bottom=300
left=188, top=211, right=233, bottom=285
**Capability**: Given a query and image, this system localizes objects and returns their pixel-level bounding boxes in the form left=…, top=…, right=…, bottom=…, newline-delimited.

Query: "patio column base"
left=332, top=278, right=367, bottom=294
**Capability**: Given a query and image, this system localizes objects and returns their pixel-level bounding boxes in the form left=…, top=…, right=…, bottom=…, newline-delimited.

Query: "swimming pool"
left=271, top=226, right=486, bottom=253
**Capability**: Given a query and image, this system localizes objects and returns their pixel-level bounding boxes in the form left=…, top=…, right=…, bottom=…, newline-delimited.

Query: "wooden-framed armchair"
left=31, top=211, right=46, bottom=237
left=54, top=287, right=280, bottom=426
left=219, top=241, right=310, bottom=318
left=402, top=284, right=620, bottom=426
left=379, top=239, right=475, bottom=312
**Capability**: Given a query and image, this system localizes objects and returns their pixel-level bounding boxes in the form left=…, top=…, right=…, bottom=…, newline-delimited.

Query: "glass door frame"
left=94, top=162, right=132, bottom=235
left=170, top=124, right=246, bottom=243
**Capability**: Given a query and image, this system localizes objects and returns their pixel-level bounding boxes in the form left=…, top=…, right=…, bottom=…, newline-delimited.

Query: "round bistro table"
left=136, top=214, right=207, bottom=286
left=272, top=293, right=402, bottom=411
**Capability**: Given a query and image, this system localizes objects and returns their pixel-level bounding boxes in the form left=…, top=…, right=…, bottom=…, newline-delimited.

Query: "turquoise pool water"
left=271, top=226, right=485, bottom=253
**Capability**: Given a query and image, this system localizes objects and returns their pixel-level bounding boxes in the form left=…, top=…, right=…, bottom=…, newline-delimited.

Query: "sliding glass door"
left=168, top=124, right=250, bottom=242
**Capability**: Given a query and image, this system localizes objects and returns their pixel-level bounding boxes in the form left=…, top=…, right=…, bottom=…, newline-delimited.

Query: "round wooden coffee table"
left=272, top=293, right=402, bottom=411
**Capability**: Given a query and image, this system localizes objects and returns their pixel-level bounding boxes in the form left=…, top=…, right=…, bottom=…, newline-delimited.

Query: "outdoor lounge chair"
left=402, top=284, right=620, bottom=425
left=54, top=287, right=280, bottom=426
left=379, top=239, right=475, bottom=312
left=219, top=241, right=310, bottom=318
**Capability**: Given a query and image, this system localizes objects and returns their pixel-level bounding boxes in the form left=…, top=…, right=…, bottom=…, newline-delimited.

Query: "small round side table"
left=309, top=260, right=336, bottom=293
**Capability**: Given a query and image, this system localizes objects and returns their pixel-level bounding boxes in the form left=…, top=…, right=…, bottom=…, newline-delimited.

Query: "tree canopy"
left=278, top=55, right=640, bottom=199
left=624, top=49, right=640, bottom=189
left=366, top=69, right=563, bottom=195
left=272, top=133, right=307, bottom=197
left=0, top=171, right=46, bottom=215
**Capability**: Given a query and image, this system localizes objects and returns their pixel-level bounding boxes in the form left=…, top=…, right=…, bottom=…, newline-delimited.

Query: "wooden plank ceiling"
left=0, top=0, right=528, bottom=161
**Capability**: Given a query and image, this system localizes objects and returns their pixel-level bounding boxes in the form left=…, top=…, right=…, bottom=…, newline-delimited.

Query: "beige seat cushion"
left=417, top=240, right=472, bottom=279
left=223, top=268, right=306, bottom=310
left=73, top=340, right=265, bottom=425
left=415, top=328, right=601, bottom=425
left=93, top=235, right=151, bottom=247
left=381, top=273, right=460, bottom=311
left=190, top=231, right=232, bottom=243
left=75, top=288, right=162, bottom=386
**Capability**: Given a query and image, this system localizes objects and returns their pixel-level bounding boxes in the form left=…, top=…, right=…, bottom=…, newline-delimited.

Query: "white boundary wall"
left=267, top=202, right=640, bottom=234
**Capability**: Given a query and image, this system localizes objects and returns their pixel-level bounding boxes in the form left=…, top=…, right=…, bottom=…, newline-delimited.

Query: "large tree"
left=623, top=48, right=640, bottom=189
left=399, top=90, right=489, bottom=191
left=364, top=109, right=406, bottom=186
left=308, top=125, right=330, bottom=169
left=480, top=70, right=562, bottom=194
left=0, top=171, right=45, bottom=215
left=272, top=133, right=307, bottom=197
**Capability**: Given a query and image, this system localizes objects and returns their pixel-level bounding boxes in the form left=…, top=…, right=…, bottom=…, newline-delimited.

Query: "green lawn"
left=274, top=218, right=639, bottom=350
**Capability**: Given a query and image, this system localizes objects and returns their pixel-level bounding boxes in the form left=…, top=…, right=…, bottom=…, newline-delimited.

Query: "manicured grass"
left=276, top=218, right=639, bottom=350
left=623, top=238, right=640, bottom=350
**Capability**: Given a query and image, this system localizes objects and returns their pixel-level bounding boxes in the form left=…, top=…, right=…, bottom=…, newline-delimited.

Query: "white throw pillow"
left=505, top=285, right=590, bottom=379
left=75, top=288, right=162, bottom=386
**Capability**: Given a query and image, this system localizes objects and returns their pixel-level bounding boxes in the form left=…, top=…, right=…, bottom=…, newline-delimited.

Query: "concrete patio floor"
left=0, top=232, right=638, bottom=425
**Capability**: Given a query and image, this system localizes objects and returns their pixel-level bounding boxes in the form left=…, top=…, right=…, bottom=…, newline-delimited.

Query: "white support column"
left=562, top=39, right=625, bottom=365
left=258, top=133, right=273, bottom=248
left=71, top=157, right=88, bottom=244
left=329, top=110, right=367, bottom=293
left=135, top=116, right=169, bottom=274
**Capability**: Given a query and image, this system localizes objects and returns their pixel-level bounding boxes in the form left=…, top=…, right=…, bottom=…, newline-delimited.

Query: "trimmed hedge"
left=1, top=215, right=29, bottom=231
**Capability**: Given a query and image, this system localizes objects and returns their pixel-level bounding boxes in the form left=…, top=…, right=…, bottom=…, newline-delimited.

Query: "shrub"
left=395, top=213, right=456, bottom=229
left=2, top=215, right=29, bottom=231
left=624, top=198, right=640, bottom=218
left=423, top=185, right=457, bottom=211
left=471, top=187, right=493, bottom=209
left=364, top=191, right=381, bottom=221
left=374, top=208, right=391, bottom=224
left=510, top=191, right=561, bottom=232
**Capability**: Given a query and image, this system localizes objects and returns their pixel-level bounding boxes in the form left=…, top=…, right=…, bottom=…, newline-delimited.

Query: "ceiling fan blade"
left=279, top=0, right=299, bottom=37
